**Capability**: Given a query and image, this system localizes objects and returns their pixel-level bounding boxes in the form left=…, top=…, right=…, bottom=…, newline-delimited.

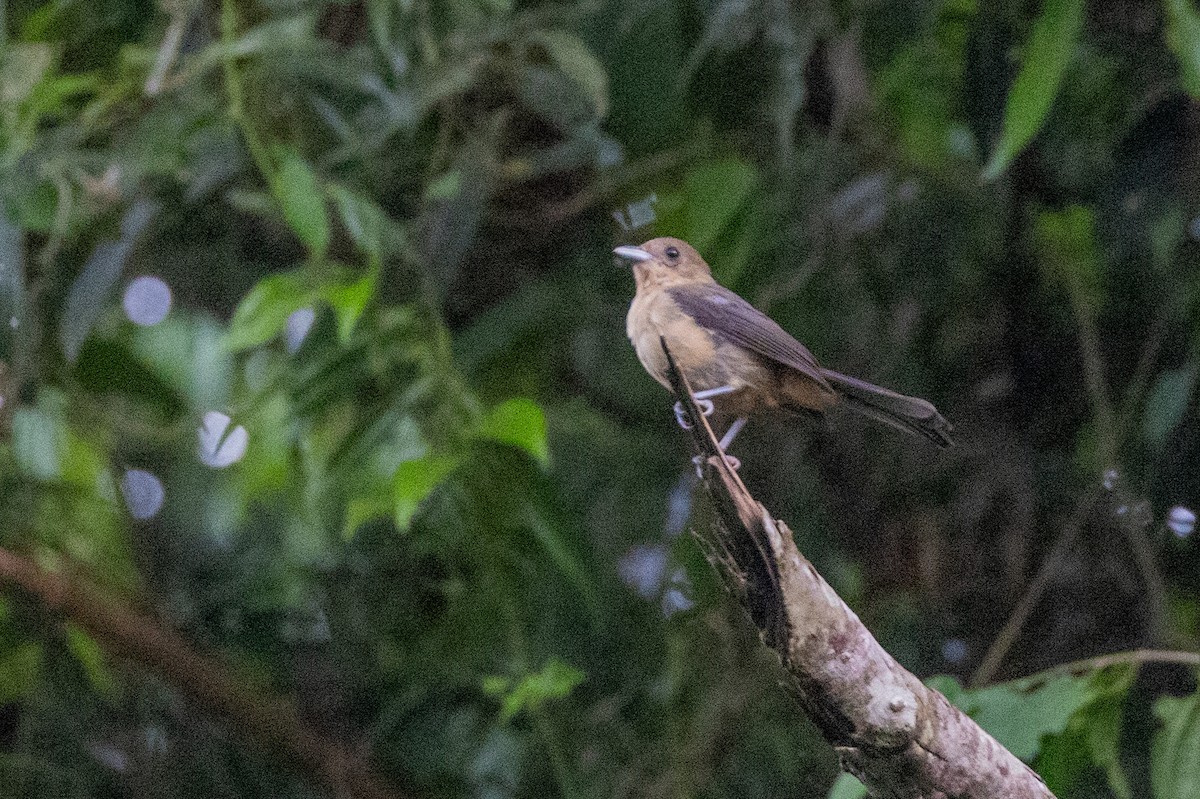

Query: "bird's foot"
left=673, top=398, right=715, bottom=429
left=691, top=453, right=740, bottom=478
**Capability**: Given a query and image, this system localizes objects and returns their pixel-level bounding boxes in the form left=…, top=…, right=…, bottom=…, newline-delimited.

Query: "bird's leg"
left=691, top=416, right=747, bottom=477
left=718, top=416, right=747, bottom=451
left=672, top=385, right=736, bottom=429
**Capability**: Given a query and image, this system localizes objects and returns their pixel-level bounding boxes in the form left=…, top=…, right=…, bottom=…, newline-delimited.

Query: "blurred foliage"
left=1, top=0, right=1200, bottom=797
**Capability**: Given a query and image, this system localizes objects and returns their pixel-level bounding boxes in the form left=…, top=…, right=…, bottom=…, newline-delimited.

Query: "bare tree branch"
left=0, top=547, right=408, bottom=799
left=660, top=338, right=1055, bottom=799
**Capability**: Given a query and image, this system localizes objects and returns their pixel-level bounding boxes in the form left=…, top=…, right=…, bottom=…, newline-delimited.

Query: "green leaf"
left=1144, top=366, right=1198, bottom=449
left=1037, top=666, right=1135, bottom=798
left=66, top=624, right=114, bottom=694
left=931, top=673, right=1091, bottom=762
left=826, top=773, right=867, bottom=799
left=484, top=658, right=584, bottom=723
left=344, top=492, right=393, bottom=540
left=1165, top=0, right=1200, bottom=97
left=0, top=641, right=41, bottom=705
left=132, top=316, right=232, bottom=412
left=425, top=171, right=462, bottom=201
left=0, top=207, right=25, bottom=361
left=0, top=43, right=56, bottom=108
left=925, top=673, right=965, bottom=703
left=273, top=145, right=329, bottom=258
left=394, top=454, right=460, bottom=530
left=225, top=273, right=310, bottom=352
left=1081, top=667, right=1136, bottom=799
left=476, top=398, right=549, bottom=466
left=982, top=0, right=1085, bottom=180
left=970, top=675, right=1091, bottom=761
left=60, top=200, right=157, bottom=362
left=329, top=184, right=385, bottom=263
left=1152, top=687, right=1200, bottom=799
left=12, top=400, right=65, bottom=480
left=684, top=159, right=757, bottom=253
left=534, top=29, right=609, bottom=117
left=1035, top=205, right=1102, bottom=311
left=320, top=270, right=377, bottom=343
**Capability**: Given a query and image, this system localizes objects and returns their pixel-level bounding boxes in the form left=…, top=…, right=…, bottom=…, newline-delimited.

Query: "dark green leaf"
left=0, top=639, right=41, bottom=706
left=1165, top=0, right=1200, bottom=97
left=65, top=624, right=114, bottom=694
left=534, top=29, right=609, bottom=117
left=684, top=159, right=757, bottom=254
left=982, top=0, right=1085, bottom=180
left=1144, top=366, right=1198, bottom=449
left=825, top=773, right=867, bottom=799
left=273, top=145, right=329, bottom=258
left=225, top=273, right=310, bottom=352
left=60, top=199, right=157, bottom=362
left=1152, top=687, right=1200, bottom=799
left=476, top=398, right=548, bottom=466
left=395, top=454, right=460, bottom=530
left=1035, top=205, right=1102, bottom=311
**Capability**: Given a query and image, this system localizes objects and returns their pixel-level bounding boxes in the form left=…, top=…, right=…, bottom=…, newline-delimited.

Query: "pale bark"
left=662, top=340, right=1055, bottom=799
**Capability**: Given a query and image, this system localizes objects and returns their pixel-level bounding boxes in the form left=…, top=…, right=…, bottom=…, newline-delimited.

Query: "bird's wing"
left=668, top=284, right=833, bottom=391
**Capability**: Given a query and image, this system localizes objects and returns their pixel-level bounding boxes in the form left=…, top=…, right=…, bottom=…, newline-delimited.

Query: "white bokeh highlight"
left=1167, top=506, right=1196, bottom=538
left=197, top=411, right=248, bottom=468
left=285, top=307, right=316, bottom=353
left=120, top=468, right=165, bottom=520
left=122, top=275, right=172, bottom=326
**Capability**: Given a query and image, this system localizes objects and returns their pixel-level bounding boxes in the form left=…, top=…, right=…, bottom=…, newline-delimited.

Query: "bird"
left=614, top=236, right=953, bottom=467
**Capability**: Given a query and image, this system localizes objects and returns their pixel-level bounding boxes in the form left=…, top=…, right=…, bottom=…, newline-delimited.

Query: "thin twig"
left=1118, top=309, right=1169, bottom=426
left=1010, top=648, right=1200, bottom=685
left=1060, top=268, right=1117, bottom=467
left=979, top=259, right=1174, bottom=683
left=971, top=487, right=1101, bottom=687
left=145, top=11, right=187, bottom=96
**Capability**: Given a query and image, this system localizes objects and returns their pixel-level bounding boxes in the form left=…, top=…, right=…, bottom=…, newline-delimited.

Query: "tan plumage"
left=618, top=236, right=953, bottom=448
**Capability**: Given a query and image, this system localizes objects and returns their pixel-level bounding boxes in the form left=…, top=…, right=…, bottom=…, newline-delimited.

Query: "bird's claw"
left=673, top=398, right=715, bottom=430
left=691, top=453, right=741, bottom=478
left=673, top=401, right=692, bottom=429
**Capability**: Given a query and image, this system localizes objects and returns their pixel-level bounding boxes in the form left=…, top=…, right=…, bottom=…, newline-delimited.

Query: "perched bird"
left=615, top=237, right=953, bottom=463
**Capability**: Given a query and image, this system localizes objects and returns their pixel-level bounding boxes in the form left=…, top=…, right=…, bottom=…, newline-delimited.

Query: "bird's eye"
left=665, top=246, right=680, bottom=259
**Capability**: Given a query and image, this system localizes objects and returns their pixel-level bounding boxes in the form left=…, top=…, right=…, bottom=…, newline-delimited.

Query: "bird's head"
left=613, top=237, right=713, bottom=290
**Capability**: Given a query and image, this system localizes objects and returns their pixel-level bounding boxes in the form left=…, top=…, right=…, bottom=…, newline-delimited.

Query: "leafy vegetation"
left=1, top=0, right=1199, bottom=797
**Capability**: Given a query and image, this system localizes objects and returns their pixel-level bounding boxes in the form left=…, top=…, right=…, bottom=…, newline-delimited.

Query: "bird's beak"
left=613, top=245, right=654, bottom=263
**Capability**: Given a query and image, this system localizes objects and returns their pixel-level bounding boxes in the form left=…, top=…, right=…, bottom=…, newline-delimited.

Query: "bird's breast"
left=626, top=291, right=764, bottom=395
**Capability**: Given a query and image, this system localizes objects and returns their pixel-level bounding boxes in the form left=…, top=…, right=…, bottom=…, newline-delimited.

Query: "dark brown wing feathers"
left=668, top=283, right=955, bottom=448
left=667, top=284, right=833, bottom=391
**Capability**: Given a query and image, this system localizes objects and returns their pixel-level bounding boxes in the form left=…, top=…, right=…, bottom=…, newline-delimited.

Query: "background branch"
left=0, top=547, right=407, bottom=799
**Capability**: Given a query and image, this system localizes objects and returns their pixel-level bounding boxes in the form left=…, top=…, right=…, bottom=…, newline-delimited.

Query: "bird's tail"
left=820, top=368, right=955, bottom=448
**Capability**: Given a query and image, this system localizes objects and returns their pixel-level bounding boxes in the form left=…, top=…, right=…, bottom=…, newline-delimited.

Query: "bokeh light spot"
left=1168, top=506, right=1195, bottom=538
left=120, top=468, right=165, bottom=520
left=197, top=411, right=248, bottom=468
left=122, top=275, right=172, bottom=326
left=286, top=307, right=316, bottom=354
left=617, top=544, right=667, bottom=599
